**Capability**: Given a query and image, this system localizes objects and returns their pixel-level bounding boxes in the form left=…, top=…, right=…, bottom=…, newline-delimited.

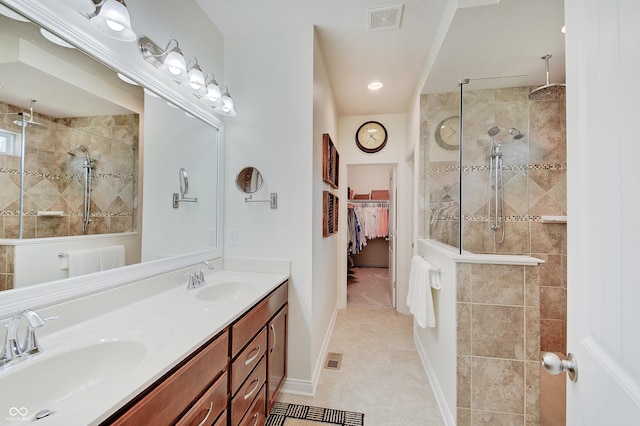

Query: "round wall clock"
left=355, top=121, right=388, bottom=153
left=434, top=115, right=460, bottom=151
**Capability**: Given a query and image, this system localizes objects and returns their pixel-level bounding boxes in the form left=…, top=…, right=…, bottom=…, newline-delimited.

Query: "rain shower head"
left=12, top=99, right=46, bottom=129
left=529, top=54, right=566, bottom=100
left=487, top=126, right=501, bottom=137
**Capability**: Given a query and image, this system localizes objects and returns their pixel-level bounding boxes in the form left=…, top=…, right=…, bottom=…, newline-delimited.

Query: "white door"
left=388, top=167, right=397, bottom=308
left=564, top=0, right=640, bottom=423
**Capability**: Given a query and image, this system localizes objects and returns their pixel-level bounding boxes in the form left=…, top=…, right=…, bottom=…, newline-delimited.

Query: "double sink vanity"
left=0, top=262, right=289, bottom=426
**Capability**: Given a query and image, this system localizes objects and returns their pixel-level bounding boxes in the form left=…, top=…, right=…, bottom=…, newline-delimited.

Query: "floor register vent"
left=324, top=352, right=343, bottom=370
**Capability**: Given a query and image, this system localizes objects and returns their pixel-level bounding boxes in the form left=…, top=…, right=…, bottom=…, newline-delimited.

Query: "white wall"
left=348, top=164, right=393, bottom=195
left=141, top=94, right=220, bottom=261
left=222, top=28, right=320, bottom=388
left=311, top=33, right=340, bottom=387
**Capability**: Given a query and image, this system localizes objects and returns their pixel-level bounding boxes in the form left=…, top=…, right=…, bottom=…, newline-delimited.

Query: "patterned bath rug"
left=266, top=402, right=365, bottom=426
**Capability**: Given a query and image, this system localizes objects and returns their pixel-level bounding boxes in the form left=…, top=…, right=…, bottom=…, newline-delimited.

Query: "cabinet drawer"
left=111, top=330, right=229, bottom=425
left=176, top=371, right=228, bottom=426
left=238, top=385, right=266, bottom=426
left=213, top=411, right=227, bottom=426
left=231, top=356, right=266, bottom=426
left=231, top=327, right=267, bottom=395
left=231, top=281, right=288, bottom=358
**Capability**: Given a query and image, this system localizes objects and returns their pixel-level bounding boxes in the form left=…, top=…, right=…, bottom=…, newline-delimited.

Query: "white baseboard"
left=280, top=302, right=340, bottom=397
left=413, top=326, right=456, bottom=426
left=281, top=378, right=315, bottom=396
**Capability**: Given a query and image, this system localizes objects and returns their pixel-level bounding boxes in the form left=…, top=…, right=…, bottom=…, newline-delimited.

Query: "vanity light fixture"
left=214, top=87, right=237, bottom=116
left=60, top=0, right=97, bottom=13
left=139, top=37, right=188, bottom=81
left=116, top=72, right=139, bottom=85
left=40, top=28, right=76, bottom=48
left=201, top=74, right=224, bottom=107
left=185, top=58, right=207, bottom=95
left=89, top=0, right=136, bottom=42
left=138, top=37, right=237, bottom=116
left=0, top=4, right=30, bottom=22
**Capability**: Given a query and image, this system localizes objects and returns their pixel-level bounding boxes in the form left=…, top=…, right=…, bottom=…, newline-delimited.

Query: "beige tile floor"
left=278, top=268, right=445, bottom=425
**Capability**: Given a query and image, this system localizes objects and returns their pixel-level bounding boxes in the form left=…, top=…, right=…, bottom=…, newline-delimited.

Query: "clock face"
left=434, top=115, right=460, bottom=151
left=355, top=121, right=388, bottom=153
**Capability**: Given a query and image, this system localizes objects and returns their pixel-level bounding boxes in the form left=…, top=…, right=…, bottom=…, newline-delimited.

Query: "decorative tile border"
left=429, top=163, right=567, bottom=173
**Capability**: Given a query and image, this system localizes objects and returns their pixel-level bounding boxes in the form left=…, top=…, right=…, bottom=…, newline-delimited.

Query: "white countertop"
left=0, top=268, right=289, bottom=425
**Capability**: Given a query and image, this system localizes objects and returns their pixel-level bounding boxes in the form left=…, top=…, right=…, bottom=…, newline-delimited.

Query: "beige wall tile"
left=471, top=358, right=525, bottom=414
left=526, top=307, right=541, bottom=361
left=472, top=305, right=525, bottom=359
left=458, top=355, right=472, bottom=408
left=471, top=264, right=524, bottom=305
left=471, top=411, right=524, bottom=426
left=525, top=361, right=541, bottom=424
left=458, top=303, right=472, bottom=355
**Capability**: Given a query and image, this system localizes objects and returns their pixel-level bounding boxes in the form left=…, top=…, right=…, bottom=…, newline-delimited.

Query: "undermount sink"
left=0, top=334, right=150, bottom=422
left=195, top=281, right=256, bottom=302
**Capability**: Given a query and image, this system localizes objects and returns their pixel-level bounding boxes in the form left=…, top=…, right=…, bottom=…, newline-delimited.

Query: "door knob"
left=541, top=352, right=578, bottom=382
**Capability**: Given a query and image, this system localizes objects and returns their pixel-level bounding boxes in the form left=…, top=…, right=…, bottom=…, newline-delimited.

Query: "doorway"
left=345, top=164, right=397, bottom=309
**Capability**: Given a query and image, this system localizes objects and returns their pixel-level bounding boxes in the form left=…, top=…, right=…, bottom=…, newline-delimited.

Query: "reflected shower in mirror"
left=0, top=5, right=221, bottom=290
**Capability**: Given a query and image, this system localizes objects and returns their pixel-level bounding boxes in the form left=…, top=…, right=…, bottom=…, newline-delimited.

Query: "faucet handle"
left=21, top=310, right=51, bottom=356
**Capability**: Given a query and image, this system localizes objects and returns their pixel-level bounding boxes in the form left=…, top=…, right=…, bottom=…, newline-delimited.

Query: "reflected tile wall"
left=0, top=101, right=139, bottom=291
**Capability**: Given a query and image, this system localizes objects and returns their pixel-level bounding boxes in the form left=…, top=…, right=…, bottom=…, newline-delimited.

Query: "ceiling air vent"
left=367, top=5, right=404, bottom=31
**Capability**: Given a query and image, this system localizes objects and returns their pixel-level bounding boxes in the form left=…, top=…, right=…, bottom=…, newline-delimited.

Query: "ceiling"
left=0, top=13, right=141, bottom=118
left=197, top=0, right=566, bottom=117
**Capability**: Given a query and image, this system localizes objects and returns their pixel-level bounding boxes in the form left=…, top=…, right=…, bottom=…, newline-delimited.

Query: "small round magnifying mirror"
left=235, top=166, right=263, bottom=194
left=179, top=168, right=189, bottom=196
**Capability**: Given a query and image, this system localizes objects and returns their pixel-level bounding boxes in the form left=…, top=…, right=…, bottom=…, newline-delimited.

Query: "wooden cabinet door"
left=267, top=305, right=287, bottom=413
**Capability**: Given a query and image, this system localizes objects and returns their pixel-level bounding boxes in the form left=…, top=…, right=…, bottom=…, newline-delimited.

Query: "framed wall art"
left=322, top=191, right=339, bottom=237
left=322, top=133, right=339, bottom=188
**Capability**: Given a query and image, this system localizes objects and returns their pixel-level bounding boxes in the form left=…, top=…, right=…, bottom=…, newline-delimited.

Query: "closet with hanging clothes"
left=347, top=191, right=389, bottom=268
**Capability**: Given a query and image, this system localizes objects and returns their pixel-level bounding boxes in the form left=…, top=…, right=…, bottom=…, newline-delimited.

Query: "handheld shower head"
left=67, top=145, right=94, bottom=162
left=487, top=126, right=501, bottom=137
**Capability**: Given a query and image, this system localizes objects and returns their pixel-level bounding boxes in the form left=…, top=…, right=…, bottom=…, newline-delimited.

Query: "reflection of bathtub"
left=5, top=232, right=140, bottom=288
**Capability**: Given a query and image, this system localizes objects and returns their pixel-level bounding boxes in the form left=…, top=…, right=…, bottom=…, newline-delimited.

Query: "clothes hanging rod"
left=349, top=199, right=389, bottom=204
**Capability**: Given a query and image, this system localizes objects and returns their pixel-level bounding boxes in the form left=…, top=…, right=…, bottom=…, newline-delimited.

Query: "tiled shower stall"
left=419, top=77, right=567, bottom=423
left=0, top=100, right=139, bottom=290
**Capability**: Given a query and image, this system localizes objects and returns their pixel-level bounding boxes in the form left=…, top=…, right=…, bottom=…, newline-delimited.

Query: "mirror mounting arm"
left=172, top=193, right=198, bottom=208
left=244, top=193, right=278, bottom=209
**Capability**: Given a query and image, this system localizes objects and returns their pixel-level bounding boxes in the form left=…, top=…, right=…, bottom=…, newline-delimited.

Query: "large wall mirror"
left=0, top=2, right=222, bottom=295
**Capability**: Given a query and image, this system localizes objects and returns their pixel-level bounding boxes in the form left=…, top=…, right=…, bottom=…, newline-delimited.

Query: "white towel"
left=68, top=248, right=100, bottom=277
left=98, top=245, right=126, bottom=271
left=407, top=255, right=438, bottom=328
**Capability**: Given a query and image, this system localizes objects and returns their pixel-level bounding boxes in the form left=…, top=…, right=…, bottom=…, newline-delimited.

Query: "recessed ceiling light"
left=368, top=81, right=383, bottom=90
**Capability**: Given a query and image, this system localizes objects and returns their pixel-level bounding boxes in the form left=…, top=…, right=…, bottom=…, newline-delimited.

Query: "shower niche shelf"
left=541, top=215, right=567, bottom=224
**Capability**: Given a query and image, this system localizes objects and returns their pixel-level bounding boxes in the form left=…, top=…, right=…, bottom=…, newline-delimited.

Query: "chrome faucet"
left=1, top=309, right=50, bottom=368
left=186, top=261, right=215, bottom=290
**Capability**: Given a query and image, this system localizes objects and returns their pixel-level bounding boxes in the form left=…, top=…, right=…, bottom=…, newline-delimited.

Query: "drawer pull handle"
left=252, top=413, right=259, bottom=426
left=270, top=324, right=276, bottom=353
left=244, top=345, right=261, bottom=365
left=243, top=377, right=260, bottom=400
left=197, top=402, right=213, bottom=426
